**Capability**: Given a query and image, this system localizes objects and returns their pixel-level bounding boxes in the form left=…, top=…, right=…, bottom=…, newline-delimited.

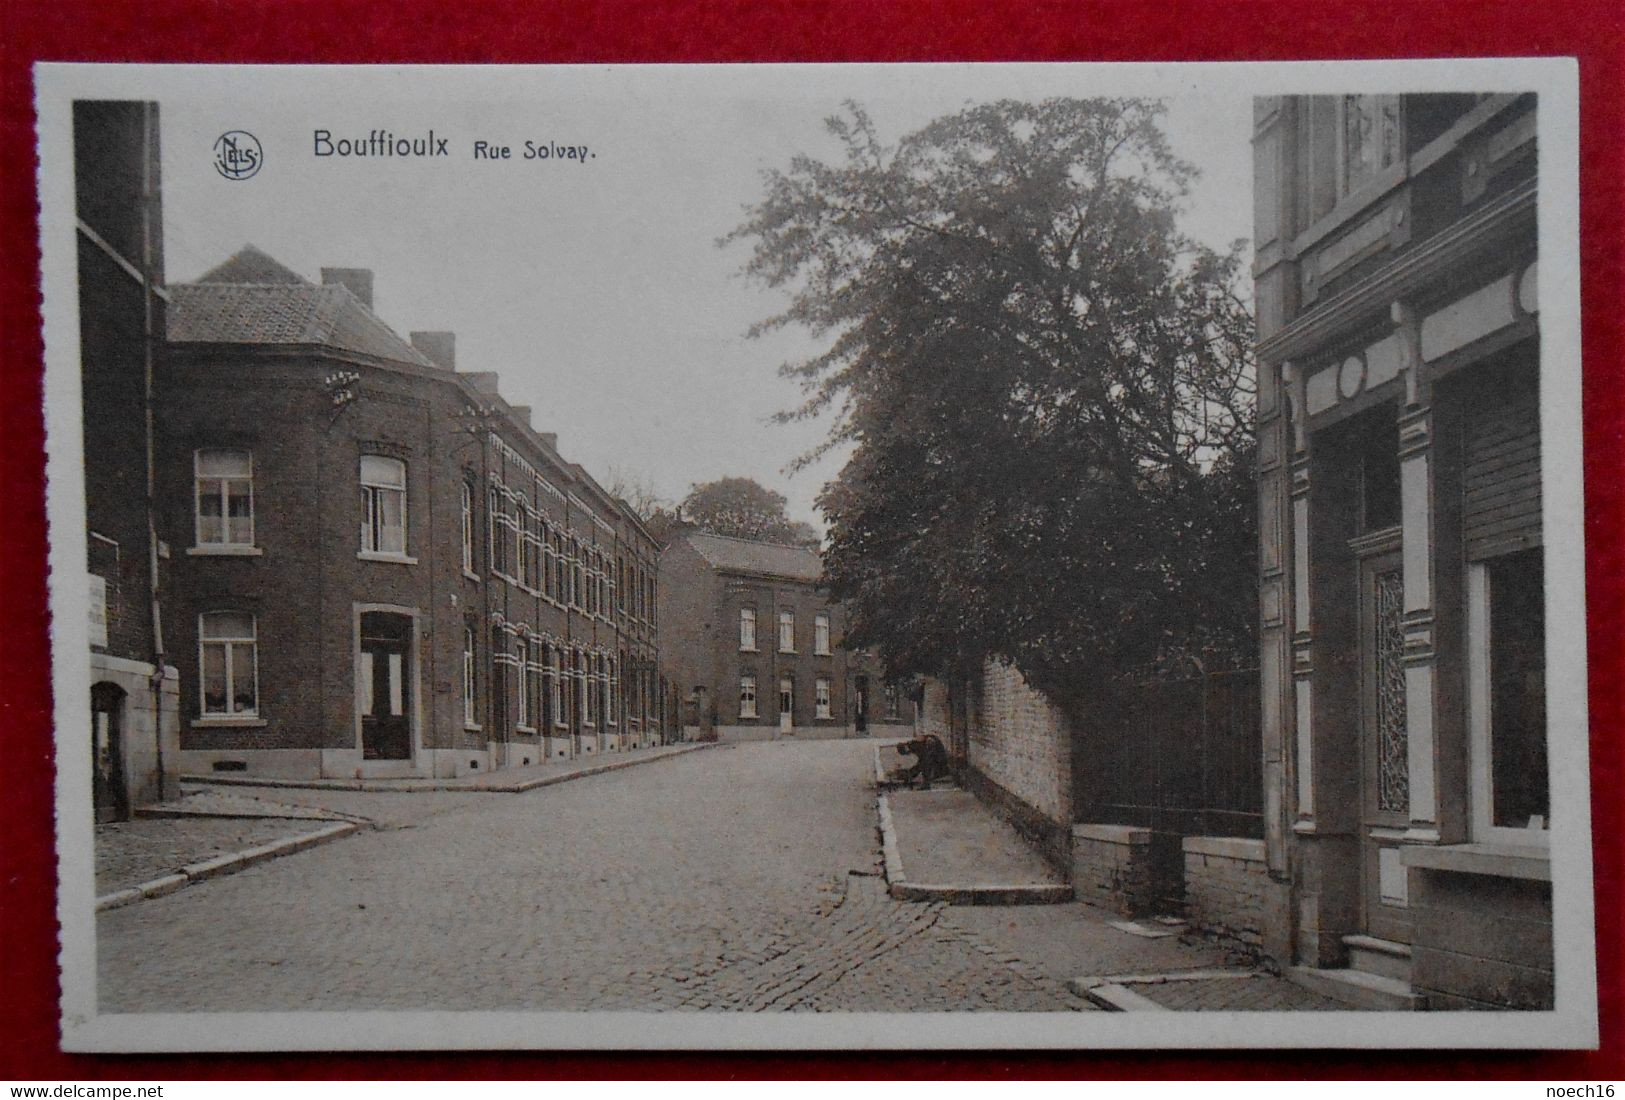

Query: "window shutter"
left=1463, top=384, right=1541, bottom=561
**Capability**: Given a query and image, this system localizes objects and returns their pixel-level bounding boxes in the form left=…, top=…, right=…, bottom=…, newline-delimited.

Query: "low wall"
left=1183, top=835, right=1270, bottom=951
left=963, top=765, right=1073, bottom=878
left=1071, top=823, right=1155, bottom=915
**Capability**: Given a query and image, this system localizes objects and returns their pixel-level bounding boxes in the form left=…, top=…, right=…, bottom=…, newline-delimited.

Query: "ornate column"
left=1394, top=301, right=1440, bottom=841
left=1284, top=361, right=1315, bottom=833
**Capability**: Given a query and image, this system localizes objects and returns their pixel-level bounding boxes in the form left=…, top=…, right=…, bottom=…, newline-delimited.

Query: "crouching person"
left=895, top=734, right=949, bottom=789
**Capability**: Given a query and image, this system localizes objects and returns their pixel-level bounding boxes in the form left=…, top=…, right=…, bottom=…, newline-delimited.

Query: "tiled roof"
left=167, top=246, right=435, bottom=368
left=684, top=531, right=823, bottom=583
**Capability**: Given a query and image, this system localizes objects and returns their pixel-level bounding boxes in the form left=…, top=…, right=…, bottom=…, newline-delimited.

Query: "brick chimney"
left=509, top=405, right=532, bottom=428
left=538, top=432, right=558, bottom=451
left=409, top=331, right=456, bottom=371
left=321, top=267, right=374, bottom=308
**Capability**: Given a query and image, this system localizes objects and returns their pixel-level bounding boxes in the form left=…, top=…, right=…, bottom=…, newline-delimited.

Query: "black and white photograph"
left=34, top=60, right=1593, bottom=1051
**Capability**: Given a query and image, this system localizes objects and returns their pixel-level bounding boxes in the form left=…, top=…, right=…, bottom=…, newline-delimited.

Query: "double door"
left=360, top=611, right=412, bottom=761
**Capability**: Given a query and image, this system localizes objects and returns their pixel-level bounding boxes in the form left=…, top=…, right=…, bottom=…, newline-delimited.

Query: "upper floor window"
left=360, top=455, right=407, bottom=555
left=739, top=607, right=757, bottom=651
left=1342, top=94, right=1402, bottom=196
left=195, top=449, right=253, bottom=547
left=1298, top=95, right=1403, bottom=227
left=814, top=612, right=832, bottom=656
left=199, top=610, right=257, bottom=717
left=778, top=610, right=795, bottom=653
left=460, top=480, right=475, bottom=575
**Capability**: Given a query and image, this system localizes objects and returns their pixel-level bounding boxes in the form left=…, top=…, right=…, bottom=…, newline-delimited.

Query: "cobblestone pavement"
left=95, top=817, right=330, bottom=896
left=98, top=740, right=1086, bottom=1013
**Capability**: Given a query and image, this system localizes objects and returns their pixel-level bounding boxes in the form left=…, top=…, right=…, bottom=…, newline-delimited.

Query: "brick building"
left=658, top=530, right=911, bottom=741
left=161, top=245, right=665, bottom=779
left=76, top=100, right=180, bottom=821
left=1252, top=94, right=1549, bottom=1008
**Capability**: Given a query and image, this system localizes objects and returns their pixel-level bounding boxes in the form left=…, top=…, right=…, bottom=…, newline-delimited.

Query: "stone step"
left=1287, top=965, right=1423, bottom=1011
left=1342, top=933, right=1413, bottom=982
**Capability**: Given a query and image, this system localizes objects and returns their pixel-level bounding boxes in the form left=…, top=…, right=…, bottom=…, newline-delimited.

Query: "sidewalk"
left=182, top=741, right=717, bottom=793
left=878, top=776, right=1353, bottom=1011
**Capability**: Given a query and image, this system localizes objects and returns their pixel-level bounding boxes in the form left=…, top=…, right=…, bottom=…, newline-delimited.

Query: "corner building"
left=1253, top=95, right=1550, bottom=1008
left=162, top=246, right=663, bottom=779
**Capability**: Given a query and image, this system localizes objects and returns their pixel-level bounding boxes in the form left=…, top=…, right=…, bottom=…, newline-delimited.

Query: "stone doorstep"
left=181, top=742, right=718, bottom=793
left=1068, top=969, right=1264, bottom=1012
left=1286, top=964, right=1423, bottom=1011
left=95, top=821, right=360, bottom=913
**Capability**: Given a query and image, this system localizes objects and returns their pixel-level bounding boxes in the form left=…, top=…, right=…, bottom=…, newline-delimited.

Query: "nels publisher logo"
left=213, top=130, right=263, bottom=180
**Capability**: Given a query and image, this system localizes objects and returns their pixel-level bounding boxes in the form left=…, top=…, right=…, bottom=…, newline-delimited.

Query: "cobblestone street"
left=98, top=740, right=1088, bottom=1013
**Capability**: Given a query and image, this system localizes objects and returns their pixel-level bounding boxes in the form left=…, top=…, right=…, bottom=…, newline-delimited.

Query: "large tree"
left=680, top=476, right=820, bottom=548
left=727, top=98, right=1255, bottom=705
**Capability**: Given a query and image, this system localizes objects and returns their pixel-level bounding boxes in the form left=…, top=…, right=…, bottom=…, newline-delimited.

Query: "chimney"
left=538, top=432, right=558, bottom=451
left=409, top=331, right=456, bottom=370
left=509, top=405, right=532, bottom=428
left=321, top=267, right=374, bottom=309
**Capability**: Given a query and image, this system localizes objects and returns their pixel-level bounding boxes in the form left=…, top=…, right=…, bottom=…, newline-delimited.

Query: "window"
left=606, top=654, right=618, bottom=727
left=195, top=450, right=253, bottom=547
left=883, top=683, right=901, bottom=721
left=1298, top=95, right=1403, bottom=226
left=739, top=607, right=757, bottom=651
left=199, top=611, right=257, bottom=717
left=515, top=636, right=530, bottom=728
left=462, top=625, right=477, bottom=726
left=739, top=674, right=758, bottom=719
left=516, top=507, right=530, bottom=588
left=1469, top=548, right=1549, bottom=844
left=576, top=648, right=590, bottom=726
left=1341, top=94, right=1402, bottom=196
left=815, top=676, right=832, bottom=719
left=360, top=455, right=407, bottom=555
left=779, top=676, right=794, bottom=717
left=778, top=610, right=795, bottom=653
left=460, top=480, right=475, bottom=574
left=542, top=522, right=557, bottom=600
left=815, top=612, right=831, bottom=655
left=572, top=540, right=585, bottom=609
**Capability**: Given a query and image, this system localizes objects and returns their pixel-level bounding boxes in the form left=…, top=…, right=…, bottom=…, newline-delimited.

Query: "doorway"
left=778, top=675, right=794, bottom=735
left=91, top=681, right=128, bottom=823
left=360, top=610, right=413, bottom=761
left=1358, top=549, right=1411, bottom=943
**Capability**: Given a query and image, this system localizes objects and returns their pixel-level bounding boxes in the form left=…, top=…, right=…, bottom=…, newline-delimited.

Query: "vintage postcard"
left=35, top=60, right=1593, bottom=1051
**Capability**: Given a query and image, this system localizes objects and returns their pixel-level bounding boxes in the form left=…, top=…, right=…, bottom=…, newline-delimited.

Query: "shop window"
left=1469, top=547, right=1549, bottom=844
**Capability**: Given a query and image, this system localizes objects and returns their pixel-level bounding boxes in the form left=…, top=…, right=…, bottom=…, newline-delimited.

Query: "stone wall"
left=1071, top=824, right=1154, bottom=915
left=968, top=660, right=1071, bottom=824
left=1407, top=859, right=1554, bottom=1010
left=1183, top=836, right=1270, bottom=952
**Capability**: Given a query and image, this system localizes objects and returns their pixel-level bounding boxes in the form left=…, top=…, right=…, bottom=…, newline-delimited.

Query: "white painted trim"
left=357, top=550, right=419, bottom=566
left=1467, top=563, right=1550, bottom=849
left=187, top=545, right=263, bottom=557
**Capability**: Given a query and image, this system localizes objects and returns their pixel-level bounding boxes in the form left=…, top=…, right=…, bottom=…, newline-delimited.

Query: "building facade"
left=1254, top=94, right=1549, bottom=1008
left=76, top=100, right=181, bottom=821
left=161, top=246, right=664, bottom=780
left=658, top=531, right=911, bottom=741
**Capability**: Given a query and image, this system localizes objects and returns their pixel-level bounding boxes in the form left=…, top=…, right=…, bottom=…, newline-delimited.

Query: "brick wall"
left=1072, top=824, right=1155, bottom=915
left=1183, top=836, right=1270, bottom=951
left=968, top=660, right=1072, bottom=824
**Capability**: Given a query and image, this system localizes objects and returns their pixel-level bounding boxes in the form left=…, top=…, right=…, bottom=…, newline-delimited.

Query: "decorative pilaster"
left=1394, top=302, right=1440, bottom=841
left=1282, top=361, right=1316, bottom=831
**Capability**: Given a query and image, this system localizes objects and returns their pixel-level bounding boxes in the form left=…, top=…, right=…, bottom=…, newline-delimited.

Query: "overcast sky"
left=157, top=66, right=1252, bottom=529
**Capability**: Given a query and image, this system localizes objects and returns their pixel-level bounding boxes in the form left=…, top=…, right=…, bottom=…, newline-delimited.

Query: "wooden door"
left=1359, top=551, right=1412, bottom=943
left=360, top=612, right=412, bottom=761
left=91, top=682, right=127, bottom=823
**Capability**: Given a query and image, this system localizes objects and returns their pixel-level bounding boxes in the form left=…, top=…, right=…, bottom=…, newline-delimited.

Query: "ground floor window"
left=779, top=676, right=794, bottom=717
left=1469, top=547, right=1548, bottom=843
left=815, top=676, right=832, bottom=719
left=462, top=625, right=477, bottom=726
left=199, top=611, right=258, bottom=716
left=740, top=674, right=757, bottom=719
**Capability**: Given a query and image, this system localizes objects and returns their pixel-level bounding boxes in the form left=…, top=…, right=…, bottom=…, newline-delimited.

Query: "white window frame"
left=815, top=676, right=832, bottom=720
left=576, top=648, right=591, bottom=726
left=1467, top=562, right=1550, bottom=849
left=739, top=607, right=757, bottom=652
left=778, top=610, right=796, bottom=654
left=739, top=674, right=758, bottom=719
left=550, top=646, right=566, bottom=727
left=198, top=611, right=259, bottom=718
left=460, top=480, right=476, bottom=576
left=514, top=636, right=531, bottom=729
left=193, top=449, right=255, bottom=549
left=814, top=612, right=831, bottom=656
left=359, top=455, right=409, bottom=558
left=462, top=625, right=478, bottom=728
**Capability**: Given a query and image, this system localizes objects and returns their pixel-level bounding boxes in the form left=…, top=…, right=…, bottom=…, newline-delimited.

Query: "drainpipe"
left=140, top=101, right=168, bottom=801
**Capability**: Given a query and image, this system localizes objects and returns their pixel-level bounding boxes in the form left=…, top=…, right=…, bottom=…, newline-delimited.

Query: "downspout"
left=141, top=101, right=167, bottom=799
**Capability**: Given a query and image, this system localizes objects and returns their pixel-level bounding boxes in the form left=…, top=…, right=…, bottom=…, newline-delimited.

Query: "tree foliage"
left=726, top=98, right=1256, bottom=704
left=680, top=476, right=820, bottom=548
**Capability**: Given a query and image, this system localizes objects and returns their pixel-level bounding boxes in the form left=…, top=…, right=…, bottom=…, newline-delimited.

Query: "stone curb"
left=95, top=821, right=360, bottom=913
left=876, top=791, right=1074, bottom=906
left=180, top=742, right=720, bottom=793
left=1068, top=969, right=1265, bottom=1012
left=1072, top=982, right=1171, bottom=1012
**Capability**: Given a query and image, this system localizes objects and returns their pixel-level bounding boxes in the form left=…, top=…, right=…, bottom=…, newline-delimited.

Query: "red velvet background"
left=1, top=0, right=1620, bottom=1080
